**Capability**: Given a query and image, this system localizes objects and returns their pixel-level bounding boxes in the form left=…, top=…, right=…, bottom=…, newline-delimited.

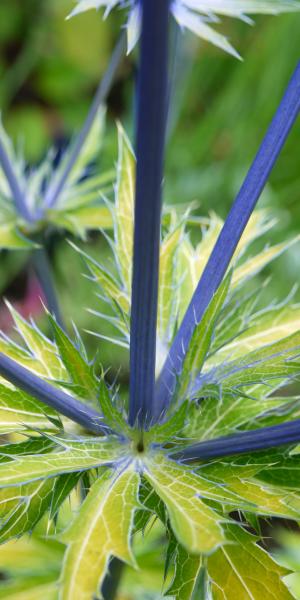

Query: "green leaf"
left=184, top=392, right=295, bottom=442
left=176, top=215, right=224, bottom=323
left=256, top=453, right=300, bottom=489
left=225, top=477, right=300, bottom=519
left=0, top=384, right=60, bottom=434
left=200, top=331, right=300, bottom=394
left=74, top=243, right=130, bottom=317
left=177, top=237, right=197, bottom=323
left=166, top=542, right=203, bottom=600
left=114, top=123, right=135, bottom=293
left=0, top=534, right=63, bottom=575
left=0, top=478, right=55, bottom=543
left=98, top=378, right=130, bottom=435
left=0, top=437, right=56, bottom=459
left=177, top=275, right=230, bottom=400
left=0, top=437, right=125, bottom=487
left=137, top=477, right=167, bottom=530
left=49, top=472, right=82, bottom=519
left=145, top=401, right=188, bottom=445
left=144, top=454, right=225, bottom=554
left=207, top=525, right=293, bottom=599
left=60, top=463, right=139, bottom=600
left=158, top=227, right=182, bottom=344
left=209, top=303, right=300, bottom=367
left=6, top=304, right=66, bottom=381
left=0, top=223, right=34, bottom=250
left=0, top=576, right=58, bottom=600
left=197, top=449, right=300, bottom=517
left=232, top=236, right=300, bottom=288
left=49, top=314, right=98, bottom=402
left=47, top=204, right=112, bottom=238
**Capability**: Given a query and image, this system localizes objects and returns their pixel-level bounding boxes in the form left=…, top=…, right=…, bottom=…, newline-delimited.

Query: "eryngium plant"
left=0, top=1, right=300, bottom=599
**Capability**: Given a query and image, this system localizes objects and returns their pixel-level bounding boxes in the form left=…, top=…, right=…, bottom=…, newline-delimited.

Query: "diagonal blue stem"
left=0, top=138, right=33, bottom=223
left=128, top=0, right=170, bottom=428
left=43, top=32, right=126, bottom=210
left=155, top=60, right=300, bottom=418
left=173, top=417, right=300, bottom=462
left=0, top=352, right=108, bottom=435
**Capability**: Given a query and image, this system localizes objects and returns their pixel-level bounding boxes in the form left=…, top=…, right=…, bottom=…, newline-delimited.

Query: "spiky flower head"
left=68, top=0, right=300, bottom=56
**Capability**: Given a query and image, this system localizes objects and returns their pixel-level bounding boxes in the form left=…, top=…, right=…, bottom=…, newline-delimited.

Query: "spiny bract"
left=0, top=109, right=112, bottom=248
left=68, top=0, right=300, bottom=56
left=0, top=126, right=300, bottom=599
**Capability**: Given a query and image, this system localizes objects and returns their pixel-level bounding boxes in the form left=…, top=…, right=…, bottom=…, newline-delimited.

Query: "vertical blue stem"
left=128, top=0, right=170, bottom=428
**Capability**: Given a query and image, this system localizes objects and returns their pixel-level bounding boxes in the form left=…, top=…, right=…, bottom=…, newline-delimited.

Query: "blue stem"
left=43, top=32, right=126, bottom=210
left=0, top=138, right=33, bottom=223
left=128, top=0, right=170, bottom=428
left=174, top=418, right=300, bottom=462
left=155, top=60, right=300, bottom=418
left=31, top=245, right=65, bottom=329
left=0, top=352, right=107, bottom=435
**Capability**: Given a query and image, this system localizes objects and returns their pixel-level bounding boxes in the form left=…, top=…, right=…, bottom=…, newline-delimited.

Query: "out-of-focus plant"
left=275, top=530, right=300, bottom=599
left=69, top=0, right=300, bottom=55
left=0, top=1, right=299, bottom=600
left=0, top=31, right=126, bottom=323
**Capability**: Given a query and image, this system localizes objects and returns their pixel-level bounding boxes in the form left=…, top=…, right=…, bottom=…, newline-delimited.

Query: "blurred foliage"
left=275, top=530, right=300, bottom=599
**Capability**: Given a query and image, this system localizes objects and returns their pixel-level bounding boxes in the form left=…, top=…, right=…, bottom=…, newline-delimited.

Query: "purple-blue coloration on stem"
left=174, top=417, right=300, bottom=462
left=128, top=0, right=170, bottom=428
left=0, top=352, right=108, bottom=435
left=155, top=61, right=300, bottom=418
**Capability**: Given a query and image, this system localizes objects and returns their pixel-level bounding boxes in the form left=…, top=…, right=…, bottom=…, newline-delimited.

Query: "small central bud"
left=136, top=440, right=145, bottom=454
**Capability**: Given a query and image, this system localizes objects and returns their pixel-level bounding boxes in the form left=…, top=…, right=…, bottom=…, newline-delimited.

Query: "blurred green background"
left=0, top=0, right=300, bottom=368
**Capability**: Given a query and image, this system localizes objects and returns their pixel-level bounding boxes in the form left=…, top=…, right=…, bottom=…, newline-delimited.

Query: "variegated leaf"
left=232, top=236, right=299, bottom=288
left=196, top=331, right=300, bottom=395
left=166, top=539, right=203, bottom=600
left=0, top=438, right=125, bottom=487
left=0, top=478, right=55, bottom=542
left=145, top=401, right=188, bottom=445
left=207, top=525, right=293, bottom=599
left=49, top=315, right=98, bottom=402
left=60, top=463, right=139, bottom=600
left=158, top=227, right=182, bottom=344
left=5, top=304, right=66, bottom=381
left=0, top=223, right=34, bottom=250
left=114, top=124, right=135, bottom=293
left=98, top=378, right=130, bottom=435
left=144, top=454, right=226, bottom=554
left=0, top=383, right=60, bottom=433
left=177, top=275, right=230, bottom=400
left=47, top=205, right=112, bottom=238
left=210, top=303, right=300, bottom=366
left=184, top=393, right=296, bottom=442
